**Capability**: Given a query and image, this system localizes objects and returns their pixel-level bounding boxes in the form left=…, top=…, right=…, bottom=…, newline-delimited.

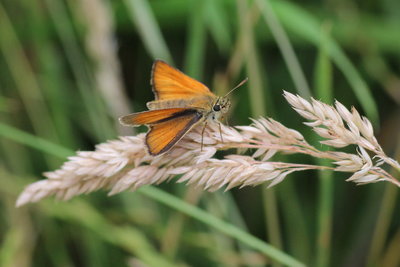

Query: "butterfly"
left=119, top=60, right=246, bottom=156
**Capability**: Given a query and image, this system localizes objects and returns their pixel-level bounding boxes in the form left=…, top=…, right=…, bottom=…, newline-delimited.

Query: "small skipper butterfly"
left=119, top=60, right=246, bottom=155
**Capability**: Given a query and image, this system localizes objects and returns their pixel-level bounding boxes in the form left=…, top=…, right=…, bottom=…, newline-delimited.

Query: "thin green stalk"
left=278, top=180, right=311, bottom=261
left=184, top=0, right=206, bottom=79
left=315, top=169, right=333, bottom=267
left=236, top=0, right=282, bottom=262
left=257, top=0, right=311, bottom=98
left=262, top=188, right=283, bottom=258
left=314, top=23, right=333, bottom=267
left=236, top=2, right=280, bottom=264
left=366, top=183, right=399, bottom=266
left=379, top=227, right=400, bottom=266
left=236, top=0, right=267, bottom=117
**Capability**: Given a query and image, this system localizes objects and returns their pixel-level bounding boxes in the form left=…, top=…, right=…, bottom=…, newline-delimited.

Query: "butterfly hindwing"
left=151, top=60, right=214, bottom=101
left=145, top=109, right=203, bottom=155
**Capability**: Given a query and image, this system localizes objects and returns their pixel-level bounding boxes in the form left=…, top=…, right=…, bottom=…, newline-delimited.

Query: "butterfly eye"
left=213, top=104, right=221, bottom=111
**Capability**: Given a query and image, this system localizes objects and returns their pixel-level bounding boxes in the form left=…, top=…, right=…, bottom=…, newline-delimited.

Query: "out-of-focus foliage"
left=0, top=0, right=399, bottom=266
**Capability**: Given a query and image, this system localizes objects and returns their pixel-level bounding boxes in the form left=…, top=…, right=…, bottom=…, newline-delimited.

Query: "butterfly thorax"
left=147, top=95, right=230, bottom=123
left=146, top=95, right=216, bottom=111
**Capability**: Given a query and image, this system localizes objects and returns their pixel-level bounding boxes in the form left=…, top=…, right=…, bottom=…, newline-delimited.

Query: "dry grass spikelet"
left=16, top=92, right=400, bottom=206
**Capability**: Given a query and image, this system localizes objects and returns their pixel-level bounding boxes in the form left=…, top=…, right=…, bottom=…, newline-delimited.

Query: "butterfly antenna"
left=224, top=77, right=248, bottom=97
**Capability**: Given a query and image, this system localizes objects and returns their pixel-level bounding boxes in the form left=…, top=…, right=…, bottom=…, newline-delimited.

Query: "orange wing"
left=146, top=110, right=202, bottom=155
left=119, top=108, right=194, bottom=126
left=151, top=60, right=214, bottom=100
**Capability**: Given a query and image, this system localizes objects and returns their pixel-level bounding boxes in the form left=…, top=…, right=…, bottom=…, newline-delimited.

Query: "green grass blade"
left=40, top=218, right=75, bottom=267
left=124, top=0, right=173, bottom=62
left=0, top=96, right=9, bottom=112
left=44, top=0, right=115, bottom=141
left=184, top=0, right=206, bottom=79
left=74, top=0, right=132, bottom=136
left=0, top=122, right=72, bottom=159
left=0, top=4, right=61, bottom=167
left=204, top=0, right=232, bottom=53
left=27, top=0, right=77, bottom=148
left=257, top=0, right=311, bottom=98
left=41, top=200, right=179, bottom=267
left=236, top=0, right=267, bottom=117
left=140, top=186, right=306, bottom=267
left=271, top=0, right=379, bottom=124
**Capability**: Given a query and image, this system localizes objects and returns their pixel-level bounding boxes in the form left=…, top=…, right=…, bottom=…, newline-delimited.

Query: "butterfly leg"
left=219, top=122, right=224, bottom=143
left=224, top=115, right=230, bottom=127
left=201, top=122, right=208, bottom=151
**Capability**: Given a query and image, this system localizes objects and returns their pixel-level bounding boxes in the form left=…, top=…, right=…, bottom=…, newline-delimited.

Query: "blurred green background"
left=1, top=0, right=399, bottom=266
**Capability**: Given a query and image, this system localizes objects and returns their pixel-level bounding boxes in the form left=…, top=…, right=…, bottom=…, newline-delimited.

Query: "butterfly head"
left=212, top=97, right=231, bottom=115
left=211, top=77, right=247, bottom=117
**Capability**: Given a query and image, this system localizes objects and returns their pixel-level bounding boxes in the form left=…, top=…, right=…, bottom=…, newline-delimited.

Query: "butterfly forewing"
left=119, top=108, right=193, bottom=126
left=146, top=110, right=203, bottom=155
left=151, top=60, right=215, bottom=100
